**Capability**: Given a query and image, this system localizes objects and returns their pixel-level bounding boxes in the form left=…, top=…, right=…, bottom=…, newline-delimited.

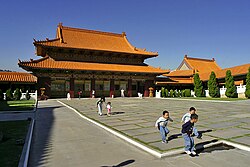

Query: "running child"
left=182, top=113, right=199, bottom=155
left=106, top=102, right=112, bottom=116
left=155, top=110, right=173, bottom=143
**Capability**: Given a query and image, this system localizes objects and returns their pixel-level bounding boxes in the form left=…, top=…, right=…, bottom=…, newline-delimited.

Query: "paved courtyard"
left=28, top=98, right=250, bottom=167
left=61, top=97, right=250, bottom=152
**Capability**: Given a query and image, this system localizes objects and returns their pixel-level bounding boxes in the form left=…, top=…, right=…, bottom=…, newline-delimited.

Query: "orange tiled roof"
left=199, top=63, right=250, bottom=81
left=164, top=69, right=194, bottom=77
left=34, top=23, right=158, bottom=57
left=0, top=72, right=37, bottom=83
left=18, top=56, right=168, bottom=74
left=177, top=55, right=221, bottom=73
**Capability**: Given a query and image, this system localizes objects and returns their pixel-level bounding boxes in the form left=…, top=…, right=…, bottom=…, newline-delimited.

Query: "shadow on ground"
left=196, top=143, right=235, bottom=154
left=28, top=105, right=62, bottom=167
left=101, top=159, right=135, bottom=167
left=168, top=129, right=213, bottom=141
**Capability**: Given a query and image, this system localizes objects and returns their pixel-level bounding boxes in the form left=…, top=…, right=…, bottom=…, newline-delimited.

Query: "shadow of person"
left=198, top=129, right=213, bottom=134
left=111, top=112, right=125, bottom=115
left=191, top=129, right=213, bottom=138
left=168, top=133, right=182, bottom=141
left=101, top=159, right=135, bottom=167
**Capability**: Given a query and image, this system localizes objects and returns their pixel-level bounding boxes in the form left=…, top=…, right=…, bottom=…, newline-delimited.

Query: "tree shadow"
left=101, top=159, right=135, bottom=167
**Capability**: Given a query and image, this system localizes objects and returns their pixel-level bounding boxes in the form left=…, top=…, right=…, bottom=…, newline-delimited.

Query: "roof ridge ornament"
left=57, top=22, right=64, bottom=43
left=122, top=32, right=126, bottom=37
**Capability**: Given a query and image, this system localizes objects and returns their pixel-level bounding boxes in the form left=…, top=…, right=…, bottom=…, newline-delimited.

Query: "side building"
left=19, top=23, right=168, bottom=98
left=0, top=71, right=37, bottom=93
left=156, top=55, right=221, bottom=90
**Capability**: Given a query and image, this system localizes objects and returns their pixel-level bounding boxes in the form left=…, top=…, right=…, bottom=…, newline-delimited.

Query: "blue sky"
left=0, top=0, right=249, bottom=72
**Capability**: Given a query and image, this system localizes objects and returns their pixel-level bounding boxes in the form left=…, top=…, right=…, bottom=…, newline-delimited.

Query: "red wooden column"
left=110, top=79, right=115, bottom=98
left=144, top=80, right=154, bottom=97
left=90, top=79, right=95, bottom=98
left=69, top=78, right=74, bottom=98
left=127, top=79, right=132, bottom=97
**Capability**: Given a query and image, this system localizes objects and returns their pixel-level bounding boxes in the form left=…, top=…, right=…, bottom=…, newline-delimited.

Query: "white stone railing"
left=236, top=84, right=246, bottom=94
left=3, top=91, right=37, bottom=100
left=204, top=85, right=246, bottom=98
left=155, top=90, right=161, bottom=98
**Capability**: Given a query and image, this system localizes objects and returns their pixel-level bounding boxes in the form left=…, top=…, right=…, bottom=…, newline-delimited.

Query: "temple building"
left=0, top=71, right=37, bottom=93
left=156, top=55, right=250, bottom=90
left=156, top=55, right=221, bottom=89
left=19, top=23, right=168, bottom=98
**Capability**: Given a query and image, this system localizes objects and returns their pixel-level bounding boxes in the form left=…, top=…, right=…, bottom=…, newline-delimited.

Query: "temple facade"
left=19, top=23, right=168, bottom=98
left=156, top=55, right=249, bottom=90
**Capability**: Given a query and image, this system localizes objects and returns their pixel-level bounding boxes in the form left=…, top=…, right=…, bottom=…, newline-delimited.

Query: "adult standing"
left=96, top=96, right=105, bottom=116
left=121, top=88, right=125, bottom=97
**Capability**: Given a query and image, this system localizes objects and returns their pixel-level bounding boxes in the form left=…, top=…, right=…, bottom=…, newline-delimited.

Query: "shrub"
left=181, top=90, right=185, bottom=97
left=165, top=89, right=169, bottom=97
left=13, top=88, right=21, bottom=100
left=0, top=89, right=4, bottom=101
left=208, top=71, right=220, bottom=97
left=173, top=90, right=178, bottom=97
left=245, top=67, right=250, bottom=98
left=225, top=70, right=237, bottom=98
left=26, top=90, right=31, bottom=100
left=193, top=73, right=204, bottom=97
left=5, top=89, right=13, bottom=101
left=161, top=87, right=165, bottom=97
left=185, top=89, right=191, bottom=97
left=169, top=89, right=174, bottom=97
left=177, top=90, right=181, bottom=97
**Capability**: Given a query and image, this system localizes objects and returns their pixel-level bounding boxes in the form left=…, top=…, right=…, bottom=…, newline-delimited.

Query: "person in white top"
left=155, top=110, right=173, bottom=143
left=181, top=107, right=202, bottom=139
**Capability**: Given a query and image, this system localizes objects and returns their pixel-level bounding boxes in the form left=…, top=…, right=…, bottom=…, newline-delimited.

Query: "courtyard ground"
left=27, top=97, right=250, bottom=167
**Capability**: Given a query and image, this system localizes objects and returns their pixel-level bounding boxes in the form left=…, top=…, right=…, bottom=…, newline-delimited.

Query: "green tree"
left=177, top=90, right=181, bottom=97
left=165, top=89, right=169, bottom=97
left=26, top=90, right=31, bottom=100
left=181, top=90, right=185, bottom=97
left=185, top=89, right=191, bottom=97
left=161, top=87, right=165, bottom=97
left=208, top=71, right=220, bottom=97
left=169, top=89, right=174, bottom=97
left=6, top=89, right=13, bottom=101
left=225, top=70, right=237, bottom=98
left=245, top=67, right=250, bottom=98
left=193, top=73, right=203, bottom=97
left=13, top=88, right=21, bottom=100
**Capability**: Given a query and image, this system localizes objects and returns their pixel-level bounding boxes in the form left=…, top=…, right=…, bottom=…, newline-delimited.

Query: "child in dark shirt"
left=181, top=113, right=198, bottom=155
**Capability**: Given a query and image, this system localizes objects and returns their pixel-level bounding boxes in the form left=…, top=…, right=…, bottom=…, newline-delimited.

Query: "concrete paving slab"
left=113, top=124, right=142, bottom=131
left=230, top=136, right=250, bottom=146
left=123, top=127, right=158, bottom=136
left=208, top=127, right=250, bottom=139
left=202, top=121, right=244, bottom=129
left=134, top=132, right=162, bottom=143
